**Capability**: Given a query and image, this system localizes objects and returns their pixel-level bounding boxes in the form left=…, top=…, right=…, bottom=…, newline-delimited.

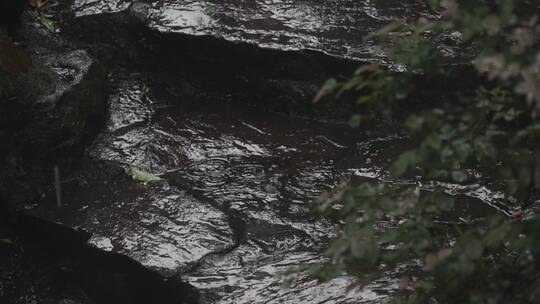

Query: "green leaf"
left=436, top=195, right=454, bottom=211
left=39, top=15, right=55, bottom=32
left=424, top=253, right=439, bottom=271
left=130, top=166, right=162, bottom=183
left=405, top=114, right=424, bottom=131
left=423, top=135, right=442, bottom=150
left=349, top=114, right=363, bottom=128
left=380, top=229, right=400, bottom=244
left=391, top=150, right=418, bottom=177
left=484, top=222, right=512, bottom=248
left=462, top=235, right=483, bottom=260
left=451, top=170, right=468, bottom=182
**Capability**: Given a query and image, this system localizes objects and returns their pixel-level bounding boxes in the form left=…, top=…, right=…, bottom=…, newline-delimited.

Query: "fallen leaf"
left=130, top=166, right=162, bottom=183
left=313, top=78, right=337, bottom=103
left=39, top=15, right=55, bottom=31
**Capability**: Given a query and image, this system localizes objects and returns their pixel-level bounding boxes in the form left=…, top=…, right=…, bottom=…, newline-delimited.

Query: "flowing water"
left=22, top=1, right=508, bottom=303
left=31, top=72, right=508, bottom=303
left=34, top=72, right=404, bottom=303
left=71, top=0, right=442, bottom=62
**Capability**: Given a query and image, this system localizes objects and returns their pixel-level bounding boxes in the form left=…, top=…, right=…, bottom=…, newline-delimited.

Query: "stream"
left=32, top=70, right=408, bottom=303
left=2, top=1, right=511, bottom=303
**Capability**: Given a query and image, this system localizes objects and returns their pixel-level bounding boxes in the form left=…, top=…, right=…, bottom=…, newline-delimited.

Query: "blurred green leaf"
left=130, top=166, right=162, bottom=183
left=391, top=150, right=418, bottom=177
left=39, top=15, right=55, bottom=32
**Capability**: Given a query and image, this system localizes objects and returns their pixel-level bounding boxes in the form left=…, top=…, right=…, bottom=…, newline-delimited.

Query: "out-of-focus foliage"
left=308, top=1, right=540, bottom=303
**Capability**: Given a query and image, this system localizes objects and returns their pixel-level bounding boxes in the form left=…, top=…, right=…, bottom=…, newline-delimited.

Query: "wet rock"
left=70, top=0, right=434, bottom=61
left=0, top=212, right=94, bottom=304
left=0, top=23, right=111, bottom=304
left=60, top=0, right=477, bottom=120
left=0, top=31, right=32, bottom=142
left=0, top=17, right=107, bottom=159
left=0, top=18, right=108, bottom=207
left=1, top=209, right=200, bottom=304
left=2, top=49, right=107, bottom=159
left=57, top=0, right=464, bottom=122
left=49, top=3, right=346, bottom=118
left=31, top=72, right=408, bottom=303
left=59, top=70, right=506, bottom=304
left=188, top=247, right=398, bottom=304
left=0, top=31, right=31, bottom=74
left=24, top=49, right=107, bottom=155
left=0, top=2, right=498, bottom=304
left=77, top=245, right=200, bottom=304
left=30, top=159, right=235, bottom=277
left=64, top=8, right=149, bottom=66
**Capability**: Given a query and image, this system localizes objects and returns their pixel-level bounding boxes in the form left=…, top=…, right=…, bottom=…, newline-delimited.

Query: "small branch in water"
left=316, top=135, right=348, bottom=149
left=240, top=121, right=269, bottom=135
left=54, top=165, right=62, bottom=208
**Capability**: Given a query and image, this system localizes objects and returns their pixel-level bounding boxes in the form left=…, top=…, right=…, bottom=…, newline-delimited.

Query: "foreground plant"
left=308, top=1, right=540, bottom=303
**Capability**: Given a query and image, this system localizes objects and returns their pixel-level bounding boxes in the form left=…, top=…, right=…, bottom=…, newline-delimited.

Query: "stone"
left=70, top=0, right=434, bottom=61
left=0, top=0, right=26, bottom=26
left=0, top=16, right=108, bottom=211
left=0, top=42, right=107, bottom=162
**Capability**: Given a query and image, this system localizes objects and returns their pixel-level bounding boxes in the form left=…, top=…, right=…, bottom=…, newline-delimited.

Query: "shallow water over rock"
left=28, top=69, right=508, bottom=303
left=3, top=1, right=506, bottom=303
left=71, top=0, right=435, bottom=61
left=33, top=73, right=381, bottom=302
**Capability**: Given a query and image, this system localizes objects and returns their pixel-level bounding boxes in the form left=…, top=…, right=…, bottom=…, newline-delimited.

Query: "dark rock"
left=0, top=31, right=30, bottom=73
left=0, top=13, right=108, bottom=160
left=63, top=8, right=359, bottom=118
left=0, top=209, right=95, bottom=304
left=0, top=0, right=26, bottom=26
left=1, top=206, right=200, bottom=304
left=21, top=49, right=107, bottom=156
left=0, top=19, right=108, bottom=207
left=0, top=48, right=107, bottom=159
left=78, top=246, right=200, bottom=304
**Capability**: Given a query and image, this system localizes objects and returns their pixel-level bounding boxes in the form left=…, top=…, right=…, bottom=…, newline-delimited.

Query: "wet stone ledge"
left=61, top=1, right=469, bottom=120
left=60, top=6, right=360, bottom=118
left=70, top=0, right=435, bottom=61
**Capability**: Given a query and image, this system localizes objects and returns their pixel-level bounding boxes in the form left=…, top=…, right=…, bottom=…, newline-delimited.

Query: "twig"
left=54, top=165, right=62, bottom=208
